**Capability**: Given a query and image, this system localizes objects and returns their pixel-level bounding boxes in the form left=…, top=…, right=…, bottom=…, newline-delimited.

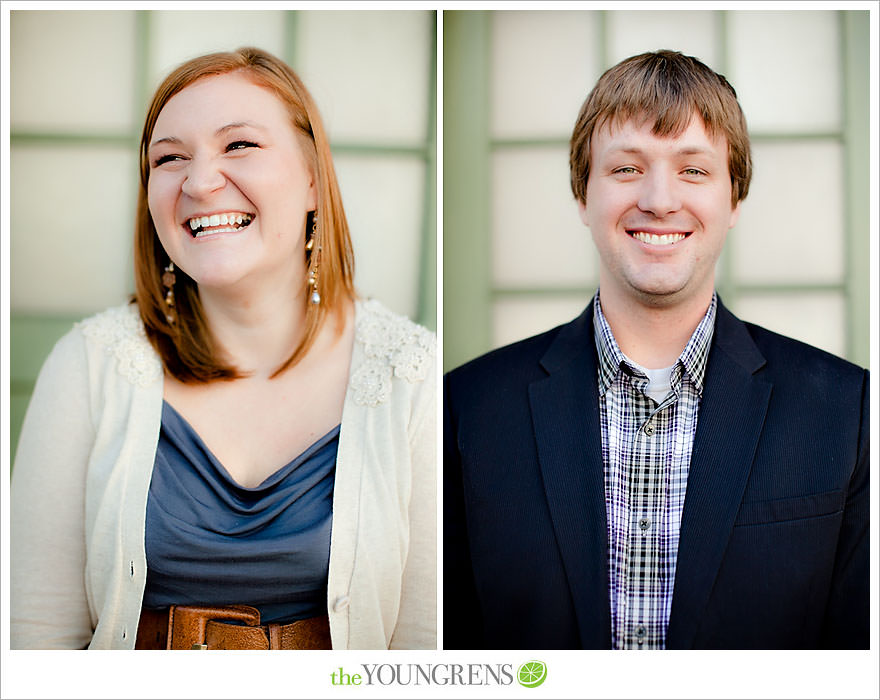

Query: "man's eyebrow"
left=149, top=122, right=266, bottom=149
left=605, top=145, right=715, bottom=156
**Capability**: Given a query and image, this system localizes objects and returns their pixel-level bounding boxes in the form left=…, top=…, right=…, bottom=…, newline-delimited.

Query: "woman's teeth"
left=187, top=212, right=253, bottom=237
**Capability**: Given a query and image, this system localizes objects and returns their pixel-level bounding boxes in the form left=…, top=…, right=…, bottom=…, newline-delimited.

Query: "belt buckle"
left=167, top=604, right=262, bottom=650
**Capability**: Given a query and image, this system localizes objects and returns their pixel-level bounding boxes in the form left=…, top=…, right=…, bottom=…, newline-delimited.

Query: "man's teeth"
left=631, top=231, right=686, bottom=246
left=188, top=213, right=253, bottom=231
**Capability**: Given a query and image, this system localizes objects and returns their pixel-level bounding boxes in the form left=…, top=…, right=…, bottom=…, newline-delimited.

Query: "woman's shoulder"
left=72, top=301, right=163, bottom=387
left=350, top=298, right=436, bottom=407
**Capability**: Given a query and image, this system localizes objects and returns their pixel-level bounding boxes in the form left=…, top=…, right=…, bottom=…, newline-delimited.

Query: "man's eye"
left=682, top=168, right=706, bottom=176
left=614, top=167, right=639, bottom=175
left=226, top=141, right=258, bottom=152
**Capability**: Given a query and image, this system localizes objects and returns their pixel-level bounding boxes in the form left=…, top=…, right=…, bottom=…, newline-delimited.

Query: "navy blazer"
left=444, top=299, right=869, bottom=649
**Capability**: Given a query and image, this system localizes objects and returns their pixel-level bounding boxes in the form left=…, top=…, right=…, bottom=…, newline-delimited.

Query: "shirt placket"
left=623, top=375, right=675, bottom=650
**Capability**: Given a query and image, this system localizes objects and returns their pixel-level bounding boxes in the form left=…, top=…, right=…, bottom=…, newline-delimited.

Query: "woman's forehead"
left=153, top=72, right=289, bottom=134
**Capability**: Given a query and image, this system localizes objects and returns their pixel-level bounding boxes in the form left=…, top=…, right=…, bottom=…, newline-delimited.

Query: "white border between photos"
left=2, top=2, right=878, bottom=700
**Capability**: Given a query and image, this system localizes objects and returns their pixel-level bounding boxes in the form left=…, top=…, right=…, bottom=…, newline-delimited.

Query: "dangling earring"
left=306, top=211, right=321, bottom=305
left=162, top=261, right=176, bottom=323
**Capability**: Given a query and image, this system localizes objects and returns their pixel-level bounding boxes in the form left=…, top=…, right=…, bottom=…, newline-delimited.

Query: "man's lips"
left=627, top=229, right=692, bottom=246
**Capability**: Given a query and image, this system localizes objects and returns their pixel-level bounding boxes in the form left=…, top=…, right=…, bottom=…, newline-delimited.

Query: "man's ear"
left=728, top=200, right=741, bottom=229
left=577, top=199, right=589, bottom=227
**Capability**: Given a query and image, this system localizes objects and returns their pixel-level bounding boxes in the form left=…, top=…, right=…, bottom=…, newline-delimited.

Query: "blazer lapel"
left=528, top=303, right=611, bottom=649
left=666, top=301, right=772, bottom=648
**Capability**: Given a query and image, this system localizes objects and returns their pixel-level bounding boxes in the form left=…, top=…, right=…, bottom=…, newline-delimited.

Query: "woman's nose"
left=181, top=157, right=226, bottom=198
left=637, top=169, right=682, bottom=218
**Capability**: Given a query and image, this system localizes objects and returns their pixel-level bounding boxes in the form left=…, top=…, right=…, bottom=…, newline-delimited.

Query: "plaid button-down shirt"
left=593, top=293, right=716, bottom=650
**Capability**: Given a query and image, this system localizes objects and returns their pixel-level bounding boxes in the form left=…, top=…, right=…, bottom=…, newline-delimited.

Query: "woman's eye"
left=153, top=154, right=182, bottom=167
left=682, top=168, right=706, bottom=176
left=614, top=166, right=639, bottom=175
left=226, top=140, right=258, bottom=152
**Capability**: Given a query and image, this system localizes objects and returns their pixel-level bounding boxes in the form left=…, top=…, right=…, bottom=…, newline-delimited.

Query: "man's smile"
left=626, top=230, right=692, bottom=246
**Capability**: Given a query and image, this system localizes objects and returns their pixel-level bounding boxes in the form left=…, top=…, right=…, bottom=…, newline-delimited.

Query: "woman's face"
left=147, top=72, right=317, bottom=293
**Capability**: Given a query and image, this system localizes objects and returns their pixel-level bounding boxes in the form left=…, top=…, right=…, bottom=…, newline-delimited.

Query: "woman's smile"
left=185, top=211, right=255, bottom=238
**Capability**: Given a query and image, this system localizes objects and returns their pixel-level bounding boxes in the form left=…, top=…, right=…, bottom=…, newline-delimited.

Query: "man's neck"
left=598, top=287, right=714, bottom=369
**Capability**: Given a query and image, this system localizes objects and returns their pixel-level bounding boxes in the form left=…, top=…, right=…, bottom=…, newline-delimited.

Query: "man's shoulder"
left=446, top=314, right=583, bottom=390
left=721, top=314, right=868, bottom=414
left=739, top=318, right=866, bottom=383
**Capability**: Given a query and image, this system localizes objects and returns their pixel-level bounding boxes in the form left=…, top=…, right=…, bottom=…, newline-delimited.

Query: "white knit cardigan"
left=10, top=299, right=436, bottom=650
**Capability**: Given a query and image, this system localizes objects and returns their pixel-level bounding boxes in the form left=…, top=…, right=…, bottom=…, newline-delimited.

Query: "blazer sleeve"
left=389, top=354, right=438, bottom=650
left=821, top=368, right=870, bottom=648
left=442, top=372, right=486, bottom=649
left=10, top=329, right=95, bottom=649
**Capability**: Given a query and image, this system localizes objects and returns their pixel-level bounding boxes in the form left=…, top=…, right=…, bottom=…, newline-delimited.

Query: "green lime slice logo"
left=517, top=660, right=547, bottom=688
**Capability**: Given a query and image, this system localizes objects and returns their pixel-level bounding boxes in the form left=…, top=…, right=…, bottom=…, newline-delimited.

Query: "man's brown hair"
left=133, top=47, right=355, bottom=383
left=570, top=50, right=752, bottom=207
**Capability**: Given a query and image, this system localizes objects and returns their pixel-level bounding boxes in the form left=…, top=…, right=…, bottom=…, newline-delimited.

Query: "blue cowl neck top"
left=142, top=401, right=338, bottom=624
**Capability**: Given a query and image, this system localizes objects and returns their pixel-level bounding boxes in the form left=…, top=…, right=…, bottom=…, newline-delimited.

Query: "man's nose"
left=637, top=169, right=682, bottom=217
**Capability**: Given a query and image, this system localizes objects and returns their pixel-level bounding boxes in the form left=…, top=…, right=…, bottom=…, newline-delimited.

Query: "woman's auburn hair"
left=133, top=46, right=355, bottom=383
left=570, top=50, right=752, bottom=208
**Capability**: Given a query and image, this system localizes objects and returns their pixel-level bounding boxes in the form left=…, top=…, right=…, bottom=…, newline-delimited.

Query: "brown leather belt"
left=135, top=604, right=332, bottom=650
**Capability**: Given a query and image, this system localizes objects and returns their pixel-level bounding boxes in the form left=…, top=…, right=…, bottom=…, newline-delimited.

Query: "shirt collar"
left=593, top=292, right=717, bottom=397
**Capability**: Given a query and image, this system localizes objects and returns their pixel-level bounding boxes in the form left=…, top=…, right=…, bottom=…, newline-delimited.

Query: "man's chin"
left=626, top=280, right=697, bottom=308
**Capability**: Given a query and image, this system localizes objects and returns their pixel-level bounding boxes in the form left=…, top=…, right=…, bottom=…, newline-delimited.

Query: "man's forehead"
left=592, top=113, right=728, bottom=155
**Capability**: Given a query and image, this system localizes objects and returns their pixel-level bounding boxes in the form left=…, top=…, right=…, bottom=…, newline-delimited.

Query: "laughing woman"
left=10, top=47, right=436, bottom=650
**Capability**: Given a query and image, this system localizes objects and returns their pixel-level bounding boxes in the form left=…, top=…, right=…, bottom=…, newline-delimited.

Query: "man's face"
left=578, top=114, right=740, bottom=310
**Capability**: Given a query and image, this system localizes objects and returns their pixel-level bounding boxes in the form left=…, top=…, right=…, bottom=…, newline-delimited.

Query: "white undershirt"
left=629, top=361, right=675, bottom=405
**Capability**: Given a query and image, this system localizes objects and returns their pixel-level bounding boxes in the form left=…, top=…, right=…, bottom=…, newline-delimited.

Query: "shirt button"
left=333, top=595, right=350, bottom=612
left=636, top=625, right=647, bottom=645
left=639, top=517, right=651, bottom=531
left=643, top=422, right=654, bottom=436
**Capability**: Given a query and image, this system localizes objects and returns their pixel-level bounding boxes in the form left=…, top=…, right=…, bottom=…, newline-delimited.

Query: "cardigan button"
left=333, top=595, right=351, bottom=612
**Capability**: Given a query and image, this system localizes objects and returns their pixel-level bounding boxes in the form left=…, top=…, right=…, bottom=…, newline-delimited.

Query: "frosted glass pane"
left=10, top=11, right=137, bottom=132
left=11, top=145, right=136, bottom=313
left=732, top=292, right=846, bottom=360
left=493, top=296, right=590, bottom=349
left=491, top=11, right=599, bottom=139
left=297, top=11, right=431, bottom=144
left=148, top=11, right=286, bottom=92
left=333, top=155, right=425, bottom=320
left=732, top=141, right=843, bottom=284
left=607, top=11, right=719, bottom=70
left=728, top=11, right=841, bottom=132
left=492, top=147, right=597, bottom=287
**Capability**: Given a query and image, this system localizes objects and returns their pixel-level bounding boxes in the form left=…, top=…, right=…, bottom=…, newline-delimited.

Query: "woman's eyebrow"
left=149, top=135, right=181, bottom=149
left=215, top=121, right=266, bottom=136
left=149, top=122, right=267, bottom=149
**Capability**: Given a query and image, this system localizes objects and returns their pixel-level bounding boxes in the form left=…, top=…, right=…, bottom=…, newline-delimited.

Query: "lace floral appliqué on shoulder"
left=78, top=304, right=163, bottom=388
left=350, top=299, right=435, bottom=407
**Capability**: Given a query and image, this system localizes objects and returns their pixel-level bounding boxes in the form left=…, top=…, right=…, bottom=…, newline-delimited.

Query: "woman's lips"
left=185, top=212, right=254, bottom=238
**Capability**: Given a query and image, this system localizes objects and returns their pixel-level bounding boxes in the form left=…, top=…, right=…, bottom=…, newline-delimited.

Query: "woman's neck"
left=197, top=272, right=311, bottom=377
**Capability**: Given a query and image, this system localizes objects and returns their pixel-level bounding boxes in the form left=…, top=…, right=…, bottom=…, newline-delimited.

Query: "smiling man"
left=444, top=51, right=868, bottom=650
